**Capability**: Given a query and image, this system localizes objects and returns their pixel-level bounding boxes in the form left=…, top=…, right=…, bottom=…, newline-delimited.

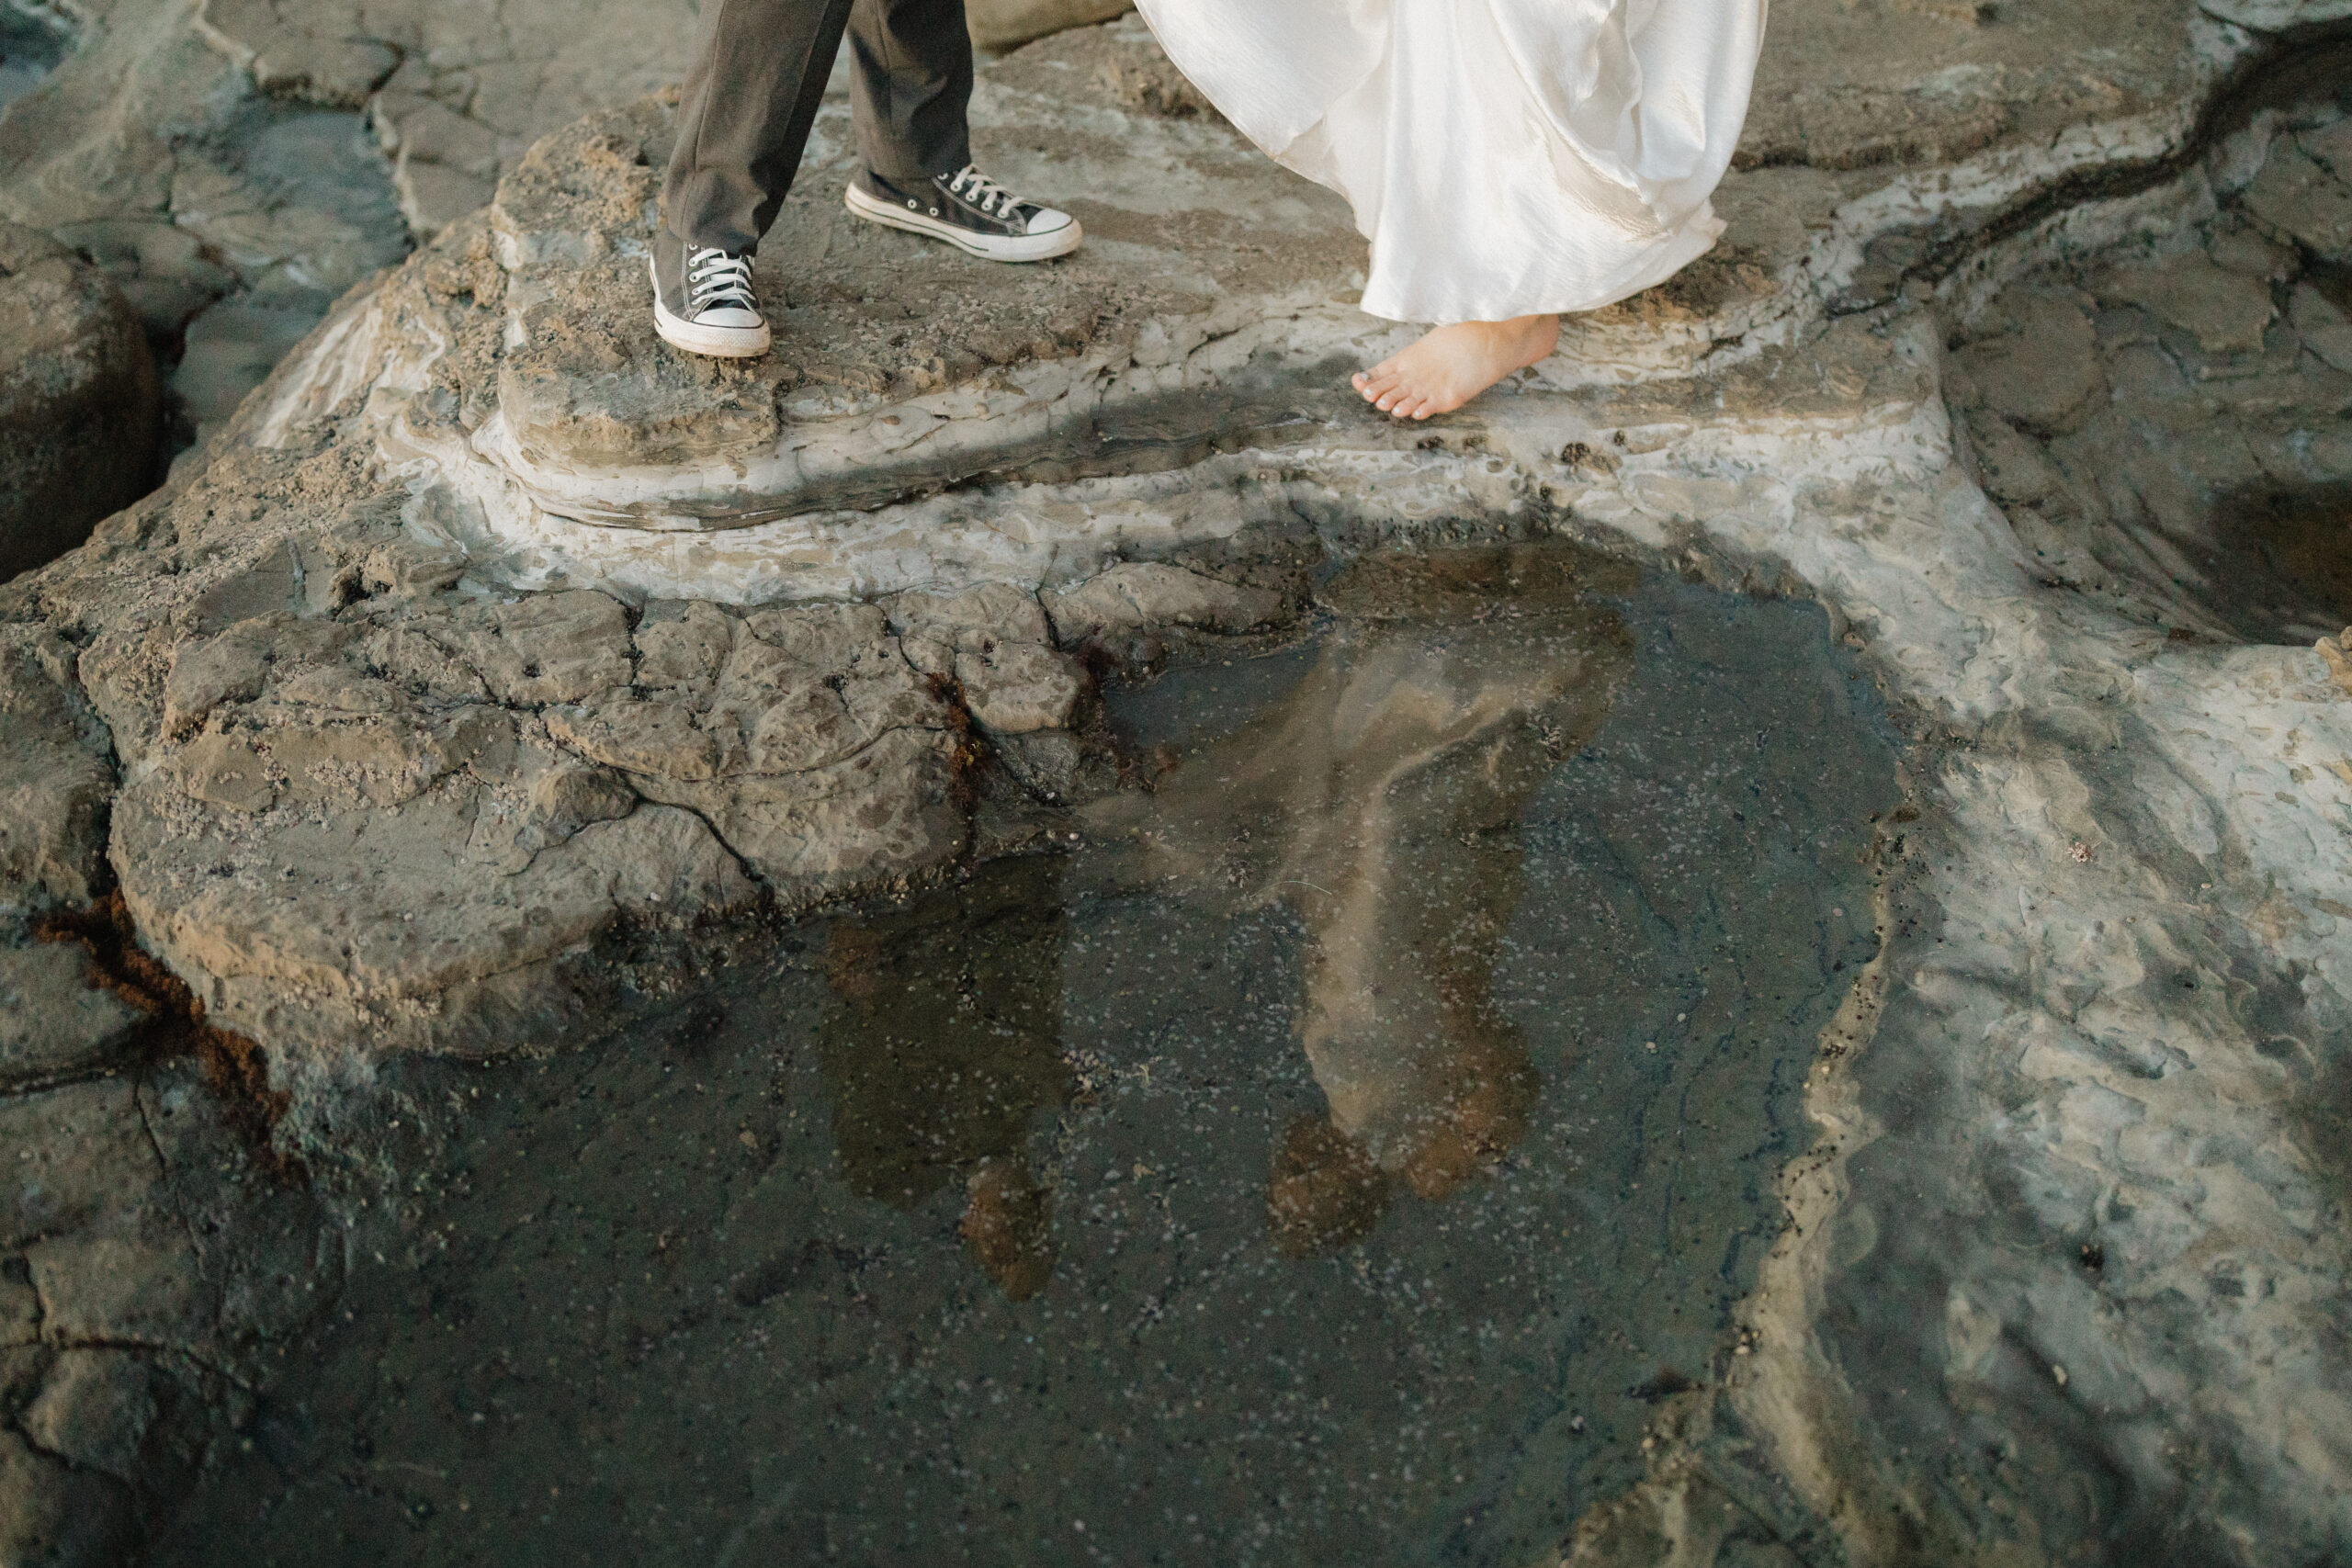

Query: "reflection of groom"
left=650, top=0, right=1085, bottom=359
left=1085, top=546, right=1636, bottom=1258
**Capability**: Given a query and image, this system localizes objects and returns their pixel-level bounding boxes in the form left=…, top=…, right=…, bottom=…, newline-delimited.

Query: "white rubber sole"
left=650, top=258, right=771, bottom=358
left=844, top=182, right=1083, bottom=263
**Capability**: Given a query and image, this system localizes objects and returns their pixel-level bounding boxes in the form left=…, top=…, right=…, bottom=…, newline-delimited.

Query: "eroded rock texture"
left=0, top=0, right=1158, bottom=463
left=0, top=0, right=2348, bottom=1562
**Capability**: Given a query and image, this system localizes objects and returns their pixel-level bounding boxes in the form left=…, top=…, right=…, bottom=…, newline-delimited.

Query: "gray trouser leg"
left=846, top=0, right=974, bottom=186
left=662, top=0, right=974, bottom=254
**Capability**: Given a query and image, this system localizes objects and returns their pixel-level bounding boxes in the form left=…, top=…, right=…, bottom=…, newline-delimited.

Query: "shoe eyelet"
left=906, top=198, right=918, bottom=209
left=929, top=207, right=939, bottom=216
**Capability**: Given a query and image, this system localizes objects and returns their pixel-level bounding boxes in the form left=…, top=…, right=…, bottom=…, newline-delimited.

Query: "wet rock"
left=1, top=8, right=2349, bottom=1561
left=1947, top=123, right=2352, bottom=644
left=0, top=1055, right=339, bottom=1561
left=0, top=1081, right=151, bottom=1249
left=0, top=940, right=143, bottom=1089
left=20, top=1348, right=157, bottom=1483
left=0, top=224, right=158, bottom=581
left=0, top=1429, right=134, bottom=1568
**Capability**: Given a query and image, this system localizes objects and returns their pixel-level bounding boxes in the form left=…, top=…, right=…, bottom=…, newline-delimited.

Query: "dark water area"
left=0, top=4, right=68, bottom=113
left=148, top=547, right=1902, bottom=1567
left=2207, top=479, right=2352, bottom=645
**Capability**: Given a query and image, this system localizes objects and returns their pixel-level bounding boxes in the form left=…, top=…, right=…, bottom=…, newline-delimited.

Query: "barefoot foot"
left=1351, top=313, right=1559, bottom=420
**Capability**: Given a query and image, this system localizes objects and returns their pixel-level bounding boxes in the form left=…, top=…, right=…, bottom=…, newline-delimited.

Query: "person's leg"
left=663, top=0, right=860, bottom=254
left=838, top=0, right=1082, bottom=262
left=846, top=0, right=973, bottom=186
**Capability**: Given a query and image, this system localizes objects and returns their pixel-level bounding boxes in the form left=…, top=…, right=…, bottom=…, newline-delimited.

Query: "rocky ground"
left=3, top=0, right=2351, bottom=1562
left=0, top=0, right=1134, bottom=576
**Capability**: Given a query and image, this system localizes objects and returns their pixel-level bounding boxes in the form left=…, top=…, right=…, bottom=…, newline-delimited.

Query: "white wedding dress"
left=1132, top=0, right=1767, bottom=324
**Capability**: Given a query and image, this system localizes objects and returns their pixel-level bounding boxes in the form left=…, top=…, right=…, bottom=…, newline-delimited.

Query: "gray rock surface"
left=0, top=2, right=2349, bottom=1563
left=0, top=939, right=142, bottom=1090
left=0, top=224, right=156, bottom=581
left=0, top=1056, right=341, bottom=1561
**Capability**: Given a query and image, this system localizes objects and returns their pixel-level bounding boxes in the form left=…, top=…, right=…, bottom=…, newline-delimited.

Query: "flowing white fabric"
left=1133, top=0, right=1767, bottom=322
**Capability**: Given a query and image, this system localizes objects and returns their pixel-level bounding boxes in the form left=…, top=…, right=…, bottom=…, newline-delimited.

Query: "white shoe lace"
left=685, top=248, right=758, bottom=317
left=944, top=164, right=1023, bottom=222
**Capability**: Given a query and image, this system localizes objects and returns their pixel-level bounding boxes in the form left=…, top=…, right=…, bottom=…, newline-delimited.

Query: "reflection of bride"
left=1133, top=0, right=1766, bottom=418
left=1087, top=547, right=1635, bottom=1256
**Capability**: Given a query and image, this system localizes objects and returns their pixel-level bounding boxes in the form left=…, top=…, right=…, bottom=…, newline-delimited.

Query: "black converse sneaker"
left=844, top=164, right=1082, bottom=263
left=650, top=232, right=770, bottom=357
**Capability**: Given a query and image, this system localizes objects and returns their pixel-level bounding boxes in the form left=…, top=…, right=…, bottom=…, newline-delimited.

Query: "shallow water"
left=150, top=548, right=1901, bottom=1567
left=167, top=107, right=411, bottom=442
left=0, top=5, right=68, bottom=114
left=2207, top=479, right=2352, bottom=644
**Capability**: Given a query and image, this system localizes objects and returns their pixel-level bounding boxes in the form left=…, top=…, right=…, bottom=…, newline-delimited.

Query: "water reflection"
left=1091, top=547, right=1635, bottom=1256
left=146, top=545, right=1901, bottom=1568
left=819, top=857, right=1071, bottom=1298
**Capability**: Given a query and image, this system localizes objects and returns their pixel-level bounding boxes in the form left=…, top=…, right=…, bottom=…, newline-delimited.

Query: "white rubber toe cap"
left=650, top=257, right=772, bottom=358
